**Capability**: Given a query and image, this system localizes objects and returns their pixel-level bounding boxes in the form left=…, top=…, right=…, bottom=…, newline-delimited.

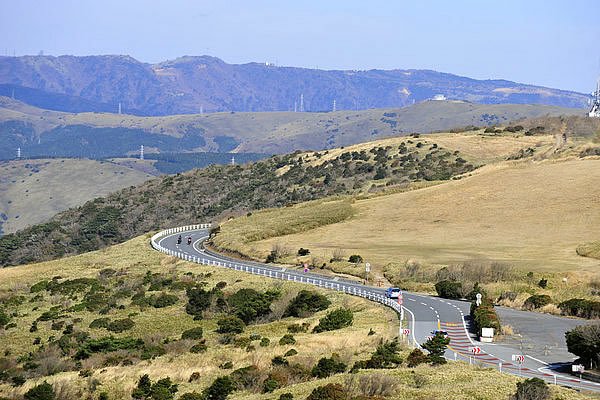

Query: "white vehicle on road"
left=385, top=287, right=401, bottom=299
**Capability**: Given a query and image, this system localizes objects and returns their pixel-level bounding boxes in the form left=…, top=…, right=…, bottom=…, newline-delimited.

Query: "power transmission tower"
left=16, top=147, right=21, bottom=159
left=118, top=102, right=122, bottom=115
left=140, top=145, right=144, bottom=160
left=332, top=99, right=336, bottom=112
left=200, top=105, right=203, bottom=115
left=300, top=94, right=304, bottom=112
left=231, top=155, right=235, bottom=165
left=294, top=101, right=297, bottom=112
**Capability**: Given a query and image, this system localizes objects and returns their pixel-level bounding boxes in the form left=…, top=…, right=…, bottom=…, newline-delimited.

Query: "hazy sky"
left=1, top=0, right=599, bottom=93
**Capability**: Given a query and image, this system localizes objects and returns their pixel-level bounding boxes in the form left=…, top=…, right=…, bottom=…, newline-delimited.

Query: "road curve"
left=151, top=225, right=600, bottom=393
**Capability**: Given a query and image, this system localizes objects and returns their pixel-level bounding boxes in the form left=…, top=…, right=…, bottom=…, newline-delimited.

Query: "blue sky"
left=1, top=0, right=599, bottom=92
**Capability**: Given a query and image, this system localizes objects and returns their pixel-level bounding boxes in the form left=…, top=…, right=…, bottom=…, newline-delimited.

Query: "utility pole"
left=332, top=99, right=336, bottom=112
left=16, top=147, right=21, bottom=159
left=300, top=94, right=304, bottom=112
left=230, top=155, right=235, bottom=165
left=294, top=101, right=297, bottom=112
left=118, top=102, right=122, bottom=115
left=139, top=145, right=144, bottom=160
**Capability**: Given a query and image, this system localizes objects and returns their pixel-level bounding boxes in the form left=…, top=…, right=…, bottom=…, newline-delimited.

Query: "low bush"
left=565, top=323, right=600, bottom=369
left=179, top=393, right=203, bottom=400
left=229, top=365, right=262, bottom=391
left=523, top=295, right=552, bottom=310
left=311, top=355, right=347, bottom=378
left=279, top=334, right=296, bottom=345
left=147, top=293, right=178, bottom=308
left=470, top=298, right=501, bottom=335
left=181, top=327, right=203, bottom=340
left=24, top=381, right=55, bottom=400
left=131, top=374, right=178, bottom=400
left=313, top=308, right=353, bottom=333
left=284, top=348, right=298, bottom=357
left=228, top=288, right=275, bottom=324
left=435, top=280, right=462, bottom=299
left=558, top=298, right=600, bottom=319
left=74, top=336, right=144, bottom=359
left=297, top=248, right=310, bottom=256
left=352, top=339, right=403, bottom=370
left=279, top=393, right=293, bottom=400
left=185, top=287, right=212, bottom=320
left=216, top=316, right=245, bottom=334
left=513, top=377, right=550, bottom=400
left=465, top=282, right=487, bottom=301
left=271, top=355, right=289, bottom=366
left=348, top=255, right=363, bottom=264
left=259, top=337, right=270, bottom=347
left=406, top=348, right=429, bottom=367
left=89, top=318, right=110, bottom=329
left=287, top=323, right=307, bottom=333
left=306, top=383, right=347, bottom=400
left=107, top=318, right=135, bottom=333
left=190, top=341, right=208, bottom=353
left=284, top=290, right=331, bottom=318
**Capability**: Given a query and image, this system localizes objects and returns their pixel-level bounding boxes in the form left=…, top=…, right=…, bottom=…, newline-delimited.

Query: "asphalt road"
left=152, top=227, right=600, bottom=393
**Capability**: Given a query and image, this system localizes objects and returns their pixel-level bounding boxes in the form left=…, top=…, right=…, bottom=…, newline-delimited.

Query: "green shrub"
left=513, top=377, right=550, bottom=400
left=75, top=336, right=144, bottom=359
left=24, top=381, right=55, bottom=400
left=148, top=293, right=178, bottom=308
left=284, top=290, right=331, bottom=318
left=279, top=394, right=293, bottom=400
left=107, top=318, right=135, bottom=333
left=565, top=324, right=600, bottom=369
left=216, top=316, right=245, bottom=334
left=523, top=295, right=552, bottom=310
left=348, top=255, right=363, bottom=263
left=406, top=348, right=429, bottom=367
left=351, top=339, right=403, bottom=371
left=262, top=377, right=280, bottom=393
left=313, top=308, right=353, bottom=333
left=202, top=376, right=235, bottom=400
left=185, top=287, right=212, bottom=319
left=284, top=348, right=298, bottom=357
left=297, top=248, right=310, bottom=256
left=271, top=355, right=289, bottom=366
left=229, top=365, right=261, bottom=390
left=30, top=280, right=49, bottom=293
left=179, top=393, right=203, bottom=400
left=465, top=282, right=487, bottom=302
left=228, top=288, right=274, bottom=324
left=435, top=280, right=462, bottom=299
left=190, top=341, right=208, bottom=353
left=181, top=327, right=203, bottom=340
left=131, top=374, right=178, bottom=400
left=558, top=298, right=600, bottom=319
left=259, top=337, right=270, bottom=347
left=538, top=278, right=548, bottom=289
left=0, top=309, right=10, bottom=327
left=470, top=298, right=501, bottom=335
left=279, top=334, right=296, bottom=345
left=311, top=355, right=346, bottom=378
left=421, top=332, right=450, bottom=365
left=306, top=383, right=347, bottom=400
left=89, top=318, right=110, bottom=329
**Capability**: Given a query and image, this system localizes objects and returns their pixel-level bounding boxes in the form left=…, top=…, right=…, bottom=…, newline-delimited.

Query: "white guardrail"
left=151, top=225, right=409, bottom=333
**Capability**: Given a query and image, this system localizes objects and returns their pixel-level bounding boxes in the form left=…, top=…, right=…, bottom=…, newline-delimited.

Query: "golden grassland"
left=215, top=156, right=600, bottom=303
left=213, top=198, right=355, bottom=256
left=0, top=235, right=596, bottom=399
left=0, top=158, right=154, bottom=233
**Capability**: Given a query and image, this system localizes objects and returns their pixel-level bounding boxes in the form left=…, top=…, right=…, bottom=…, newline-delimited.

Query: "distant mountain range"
left=0, top=55, right=589, bottom=115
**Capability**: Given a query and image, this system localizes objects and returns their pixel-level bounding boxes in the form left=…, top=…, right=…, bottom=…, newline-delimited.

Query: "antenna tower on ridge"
left=16, top=147, right=21, bottom=159
left=589, top=78, right=600, bottom=118
left=140, top=145, right=144, bottom=160
left=332, top=99, right=336, bottom=112
left=300, top=94, right=304, bottom=112
left=118, top=102, right=122, bottom=115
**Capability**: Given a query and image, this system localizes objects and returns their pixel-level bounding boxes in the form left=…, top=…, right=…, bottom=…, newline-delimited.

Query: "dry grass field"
left=0, top=158, right=155, bottom=234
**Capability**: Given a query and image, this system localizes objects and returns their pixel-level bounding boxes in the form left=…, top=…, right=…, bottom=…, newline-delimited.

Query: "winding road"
left=151, top=225, right=600, bottom=393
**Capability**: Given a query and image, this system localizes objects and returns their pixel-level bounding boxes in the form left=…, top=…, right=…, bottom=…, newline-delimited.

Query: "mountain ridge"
left=0, top=54, right=589, bottom=115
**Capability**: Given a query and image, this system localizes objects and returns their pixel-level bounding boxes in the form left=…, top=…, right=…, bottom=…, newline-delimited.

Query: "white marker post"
left=365, top=262, right=371, bottom=284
